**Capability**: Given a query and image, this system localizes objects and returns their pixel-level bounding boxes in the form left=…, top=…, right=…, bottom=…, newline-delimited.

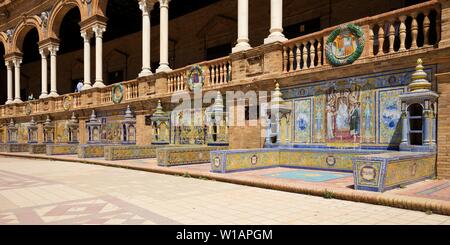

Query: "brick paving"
left=0, top=156, right=449, bottom=225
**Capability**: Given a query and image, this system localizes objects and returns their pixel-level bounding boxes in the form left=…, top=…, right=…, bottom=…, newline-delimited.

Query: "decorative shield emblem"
left=214, top=156, right=221, bottom=168
left=62, top=96, right=72, bottom=111
left=360, top=166, right=377, bottom=182
left=187, top=65, right=204, bottom=91
left=25, top=103, right=32, bottom=115
left=325, top=24, right=365, bottom=66
left=326, top=156, right=336, bottom=166
left=251, top=155, right=258, bottom=166
left=111, top=83, right=124, bottom=104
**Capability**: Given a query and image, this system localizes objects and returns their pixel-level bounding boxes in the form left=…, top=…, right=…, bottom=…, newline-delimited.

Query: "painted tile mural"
left=361, top=90, right=376, bottom=143
left=313, top=93, right=326, bottom=143
left=293, top=99, right=312, bottom=143
left=281, top=67, right=435, bottom=147
left=100, top=115, right=124, bottom=144
left=378, top=88, right=405, bottom=145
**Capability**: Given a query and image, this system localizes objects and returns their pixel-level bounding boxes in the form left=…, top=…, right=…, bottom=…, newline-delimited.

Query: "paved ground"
left=0, top=157, right=449, bottom=225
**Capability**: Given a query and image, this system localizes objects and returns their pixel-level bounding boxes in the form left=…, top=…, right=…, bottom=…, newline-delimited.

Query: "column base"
left=139, top=69, right=153, bottom=77
left=232, top=42, right=252, bottom=53
left=93, top=81, right=105, bottom=88
left=156, top=65, right=172, bottom=74
left=39, top=93, right=48, bottom=99
left=264, top=33, right=287, bottom=44
left=81, top=84, right=92, bottom=91
left=5, top=100, right=13, bottom=105
left=13, top=98, right=22, bottom=103
left=48, top=92, right=59, bottom=97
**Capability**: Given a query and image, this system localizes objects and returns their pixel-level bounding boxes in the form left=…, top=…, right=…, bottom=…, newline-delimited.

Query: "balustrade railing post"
left=411, top=12, right=419, bottom=49
left=389, top=19, right=396, bottom=53
left=378, top=22, right=385, bottom=54
left=317, top=41, right=322, bottom=66
left=310, top=40, right=316, bottom=68
left=424, top=10, right=431, bottom=46
left=370, top=25, right=376, bottom=56
left=302, top=42, right=307, bottom=69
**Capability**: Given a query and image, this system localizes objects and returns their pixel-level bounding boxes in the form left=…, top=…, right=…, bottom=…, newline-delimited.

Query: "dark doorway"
left=284, top=17, right=321, bottom=40
left=206, top=43, right=232, bottom=60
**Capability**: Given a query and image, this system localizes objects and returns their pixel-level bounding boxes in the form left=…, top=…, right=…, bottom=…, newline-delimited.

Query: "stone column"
left=81, top=30, right=93, bottom=90
left=432, top=102, right=437, bottom=145
left=13, top=58, right=22, bottom=103
left=139, top=0, right=154, bottom=77
left=93, top=24, right=106, bottom=88
left=48, top=45, right=59, bottom=97
left=400, top=102, right=409, bottom=146
left=5, top=61, right=13, bottom=104
left=232, top=0, right=252, bottom=53
left=156, top=0, right=172, bottom=73
left=39, top=48, right=48, bottom=99
left=275, top=113, right=281, bottom=144
left=285, top=116, right=290, bottom=144
left=264, top=0, right=287, bottom=44
left=265, top=115, right=271, bottom=145
left=423, top=100, right=432, bottom=145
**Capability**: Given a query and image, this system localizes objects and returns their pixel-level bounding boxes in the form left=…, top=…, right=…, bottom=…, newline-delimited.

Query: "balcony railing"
left=0, top=1, right=445, bottom=119
left=167, top=56, right=232, bottom=93
left=282, top=0, right=441, bottom=73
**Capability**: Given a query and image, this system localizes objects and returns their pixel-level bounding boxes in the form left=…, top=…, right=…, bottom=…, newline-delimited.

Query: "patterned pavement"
left=0, top=156, right=449, bottom=225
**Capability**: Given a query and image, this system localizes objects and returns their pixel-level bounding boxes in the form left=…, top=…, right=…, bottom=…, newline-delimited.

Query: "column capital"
left=81, top=30, right=93, bottom=41
left=159, top=0, right=170, bottom=8
left=5, top=60, right=13, bottom=68
left=139, top=0, right=156, bottom=13
left=92, top=24, right=107, bottom=38
left=39, top=48, right=49, bottom=57
left=12, top=58, right=22, bottom=66
left=48, top=44, right=59, bottom=55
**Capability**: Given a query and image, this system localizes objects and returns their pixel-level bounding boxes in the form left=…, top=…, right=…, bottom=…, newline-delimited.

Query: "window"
left=408, top=103, right=423, bottom=146
left=107, top=70, right=124, bottom=85
left=206, top=43, right=232, bottom=60
left=284, top=18, right=321, bottom=40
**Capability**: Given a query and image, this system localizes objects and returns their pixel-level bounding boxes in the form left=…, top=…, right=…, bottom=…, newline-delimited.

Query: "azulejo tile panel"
left=281, top=67, right=435, bottom=147
left=158, top=146, right=227, bottom=166
left=385, top=156, right=436, bottom=187
left=104, top=145, right=165, bottom=160
left=78, top=144, right=110, bottom=158
left=211, top=148, right=383, bottom=173
left=353, top=153, right=436, bottom=192
left=46, top=144, right=78, bottom=155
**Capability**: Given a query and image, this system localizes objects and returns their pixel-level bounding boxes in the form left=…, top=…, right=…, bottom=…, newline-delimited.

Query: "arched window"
left=408, top=103, right=423, bottom=145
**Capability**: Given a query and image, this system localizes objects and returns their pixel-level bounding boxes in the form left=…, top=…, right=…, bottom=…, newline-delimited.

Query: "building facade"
left=1, top=0, right=450, bottom=186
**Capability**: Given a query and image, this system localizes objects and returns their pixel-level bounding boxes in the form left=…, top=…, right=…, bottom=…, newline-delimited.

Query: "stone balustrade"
left=167, top=68, right=188, bottom=93
left=368, top=0, right=441, bottom=56
left=282, top=0, right=441, bottom=74
left=283, top=32, right=325, bottom=73
left=0, top=1, right=445, bottom=120
left=202, top=57, right=232, bottom=88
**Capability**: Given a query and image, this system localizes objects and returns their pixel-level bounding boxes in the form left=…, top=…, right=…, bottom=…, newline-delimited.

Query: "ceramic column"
left=275, top=113, right=281, bottom=144
left=93, top=24, right=106, bottom=88
left=81, top=30, right=93, bottom=90
left=5, top=61, right=13, bottom=104
left=156, top=0, right=172, bottom=73
left=264, top=0, right=287, bottom=44
left=48, top=44, right=59, bottom=97
left=423, top=100, right=432, bottom=145
left=400, top=102, right=409, bottom=145
left=432, top=102, right=437, bottom=145
left=39, top=48, right=48, bottom=99
left=285, top=116, right=290, bottom=144
left=13, top=58, right=22, bottom=103
left=232, top=0, right=252, bottom=53
left=139, top=0, right=154, bottom=77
